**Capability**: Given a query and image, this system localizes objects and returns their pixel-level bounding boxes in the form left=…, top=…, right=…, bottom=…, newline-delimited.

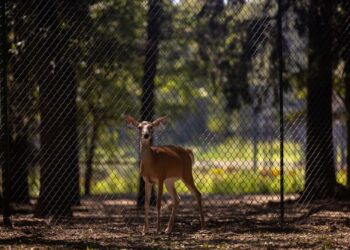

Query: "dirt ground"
left=1, top=195, right=350, bottom=249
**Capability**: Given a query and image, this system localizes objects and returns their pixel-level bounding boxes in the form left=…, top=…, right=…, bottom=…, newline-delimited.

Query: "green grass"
left=23, top=138, right=348, bottom=196
left=91, top=168, right=139, bottom=194
left=84, top=164, right=347, bottom=196
left=177, top=167, right=306, bottom=195
left=17, top=165, right=350, bottom=197
left=86, top=166, right=308, bottom=195
left=337, top=169, right=347, bottom=186
left=193, top=137, right=303, bottom=164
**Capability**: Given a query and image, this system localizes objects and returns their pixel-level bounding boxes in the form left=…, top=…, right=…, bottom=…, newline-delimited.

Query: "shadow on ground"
left=1, top=196, right=350, bottom=249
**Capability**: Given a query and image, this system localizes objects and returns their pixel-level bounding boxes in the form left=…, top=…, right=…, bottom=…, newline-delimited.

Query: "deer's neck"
left=140, top=143, right=154, bottom=165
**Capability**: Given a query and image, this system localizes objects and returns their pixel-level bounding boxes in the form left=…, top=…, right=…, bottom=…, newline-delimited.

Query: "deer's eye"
left=138, top=125, right=142, bottom=130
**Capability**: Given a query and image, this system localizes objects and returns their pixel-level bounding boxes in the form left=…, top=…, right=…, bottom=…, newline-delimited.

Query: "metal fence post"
left=277, top=0, right=285, bottom=225
left=0, top=0, right=12, bottom=228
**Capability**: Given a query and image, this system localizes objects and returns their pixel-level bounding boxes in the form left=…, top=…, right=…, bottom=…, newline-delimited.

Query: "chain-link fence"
left=1, top=0, right=349, bottom=231
left=283, top=0, right=350, bottom=221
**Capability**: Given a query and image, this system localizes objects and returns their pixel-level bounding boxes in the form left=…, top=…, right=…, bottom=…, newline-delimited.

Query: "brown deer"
left=126, top=115, right=205, bottom=234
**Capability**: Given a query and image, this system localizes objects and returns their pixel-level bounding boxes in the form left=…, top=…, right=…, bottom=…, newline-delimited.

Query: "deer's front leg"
left=156, top=179, right=164, bottom=233
left=143, top=181, right=152, bottom=235
left=165, top=179, right=180, bottom=234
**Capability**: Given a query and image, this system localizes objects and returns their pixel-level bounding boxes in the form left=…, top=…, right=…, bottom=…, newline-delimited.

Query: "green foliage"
left=28, top=168, right=40, bottom=198
left=193, top=137, right=303, bottom=163
left=75, top=0, right=147, bottom=165
left=91, top=167, right=139, bottom=194
left=210, top=170, right=270, bottom=194
left=76, top=166, right=305, bottom=195
left=337, top=170, right=347, bottom=186
left=27, top=152, right=347, bottom=197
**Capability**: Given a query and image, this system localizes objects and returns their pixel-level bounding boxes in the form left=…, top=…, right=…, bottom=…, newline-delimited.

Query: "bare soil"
left=1, top=196, right=350, bottom=249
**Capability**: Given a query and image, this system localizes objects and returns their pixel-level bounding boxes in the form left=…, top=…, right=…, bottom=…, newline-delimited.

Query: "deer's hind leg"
left=165, top=178, right=180, bottom=234
left=182, top=177, right=205, bottom=229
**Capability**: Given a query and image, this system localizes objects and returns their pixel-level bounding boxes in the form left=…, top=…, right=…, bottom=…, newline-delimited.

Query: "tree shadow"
left=2, top=196, right=350, bottom=248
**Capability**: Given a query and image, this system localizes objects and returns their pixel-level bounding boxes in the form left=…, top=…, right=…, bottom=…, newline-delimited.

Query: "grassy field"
left=88, top=137, right=345, bottom=195
left=26, top=138, right=346, bottom=197
left=89, top=165, right=346, bottom=196
left=193, top=137, right=303, bottom=163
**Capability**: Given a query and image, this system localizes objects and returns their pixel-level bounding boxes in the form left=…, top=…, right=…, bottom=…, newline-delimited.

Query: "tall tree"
left=334, top=0, right=350, bottom=188
left=77, top=0, right=145, bottom=196
left=9, top=119, right=31, bottom=204
left=84, top=119, right=99, bottom=196
left=196, top=0, right=273, bottom=136
left=138, top=0, right=163, bottom=206
left=33, top=0, right=85, bottom=217
left=0, top=0, right=12, bottom=227
left=345, top=60, right=350, bottom=187
left=6, top=0, right=37, bottom=205
left=304, top=0, right=336, bottom=200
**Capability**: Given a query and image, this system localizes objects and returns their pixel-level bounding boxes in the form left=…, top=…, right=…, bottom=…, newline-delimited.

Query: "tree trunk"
left=0, top=0, right=12, bottom=226
left=345, top=59, right=350, bottom=187
left=33, top=0, right=80, bottom=217
left=7, top=65, right=31, bottom=205
left=137, top=0, right=163, bottom=207
left=304, top=1, right=336, bottom=201
left=9, top=134, right=30, bottom=204
left=35, top=59, right=80, bottom=217
left=252, top=104, right=260, bottom=171
left=8, top=2, right=33, bottom=205
left=85, top=120, right=99, bottom=196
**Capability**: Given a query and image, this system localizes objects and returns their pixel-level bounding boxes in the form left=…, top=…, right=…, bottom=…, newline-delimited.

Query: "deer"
left=125, top=115, right=205, bottom=234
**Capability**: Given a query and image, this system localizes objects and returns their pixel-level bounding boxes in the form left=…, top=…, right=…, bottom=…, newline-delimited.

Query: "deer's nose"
left=143, top=134, right=150, bottom=139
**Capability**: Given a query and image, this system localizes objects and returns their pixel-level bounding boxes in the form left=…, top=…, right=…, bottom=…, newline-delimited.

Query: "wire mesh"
left=282, top=0, right=350, bottom=221
left=0, top=0, right=349, bottom=234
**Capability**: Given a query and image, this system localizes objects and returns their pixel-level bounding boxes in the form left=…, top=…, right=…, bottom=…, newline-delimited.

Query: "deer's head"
left=125, top=115, right=167, bottom=146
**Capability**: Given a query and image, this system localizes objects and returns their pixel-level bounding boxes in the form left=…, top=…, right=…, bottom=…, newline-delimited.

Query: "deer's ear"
left=125, top=115, right=138, bottom=128
left=152, top=116, right=167, bottom=127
